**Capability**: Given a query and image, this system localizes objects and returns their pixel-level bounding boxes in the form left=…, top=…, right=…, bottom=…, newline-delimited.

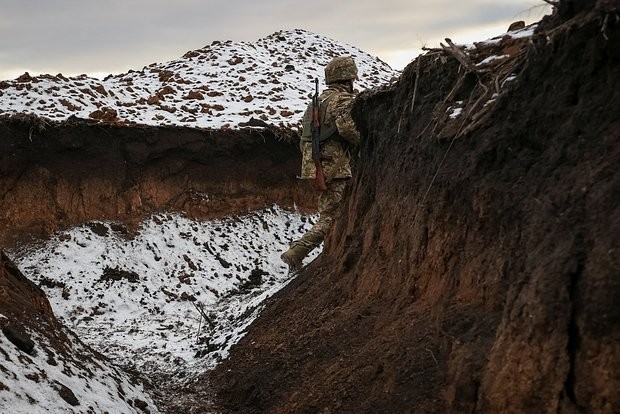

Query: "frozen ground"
left=10, top=206, right=318, bottom=378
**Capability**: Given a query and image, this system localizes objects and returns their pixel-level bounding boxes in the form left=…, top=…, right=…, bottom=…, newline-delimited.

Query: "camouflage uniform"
left=281, top=57, right=360, bottom=271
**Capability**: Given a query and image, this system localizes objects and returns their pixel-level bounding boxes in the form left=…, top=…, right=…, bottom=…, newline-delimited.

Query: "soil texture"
left=208, top=5, right=620, bottom=414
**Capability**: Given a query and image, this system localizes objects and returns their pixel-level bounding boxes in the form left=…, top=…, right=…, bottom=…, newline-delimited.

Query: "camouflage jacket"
left=299, top=83, right=360, bottom=180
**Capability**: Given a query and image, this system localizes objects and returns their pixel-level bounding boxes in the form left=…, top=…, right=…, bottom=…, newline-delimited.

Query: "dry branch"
left=440, top=38, right=485, bottom=75
left=421, top=47, right=443, bottom=53
left=410, top=57, right=422, bottom=113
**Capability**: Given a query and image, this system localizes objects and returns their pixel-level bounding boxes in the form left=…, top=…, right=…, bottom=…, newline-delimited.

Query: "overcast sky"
left=0, top=0, right=551, bottom=81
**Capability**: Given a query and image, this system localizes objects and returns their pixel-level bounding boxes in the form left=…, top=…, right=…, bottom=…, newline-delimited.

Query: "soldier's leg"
left=297, top=178, right=347, bottom=248
left=281, top=179, right=347, bottom=270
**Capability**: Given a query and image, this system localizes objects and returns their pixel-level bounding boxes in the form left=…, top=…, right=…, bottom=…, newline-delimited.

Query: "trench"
left=206, top=8, right=620, bottom=414
left=2, top=4, right=619, bottom=412
left=0, top=116, right=314, bottom=247
left=0, top=115, right=318, bottom=412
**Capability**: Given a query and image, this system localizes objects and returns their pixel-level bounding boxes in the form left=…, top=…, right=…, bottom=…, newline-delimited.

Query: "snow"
left=447, top=101, right=465, bottom=119
left=465, top=24, right=538, bottom=49
left=3, top=206, right=317, bottom=412
left=9, top=206, right=317, bottom=376
left=0, top=318, right=159, bottom=413
left=0, top=29, right=398, bottom=130
left=476, top=54, right=510, bottom=66
left=502, top=74, right=517, bottom=87
left=0, top=24, right=542, bottom=412
left=506, top=25, right=537, bottom=39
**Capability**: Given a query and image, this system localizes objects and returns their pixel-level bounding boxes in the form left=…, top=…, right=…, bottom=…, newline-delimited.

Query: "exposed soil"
left=2, top=1, right=619, bottom=413
left=0, top=113, right=314, bottom=412
left=0, top=251, right=52, bottom=325
left=207, top=5, right=620, bottom=414
left=0, top=117, right=313, bottom=247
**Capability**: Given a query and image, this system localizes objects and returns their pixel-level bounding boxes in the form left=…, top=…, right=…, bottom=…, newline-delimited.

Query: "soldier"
left=280, top=56, right=360, bottom=271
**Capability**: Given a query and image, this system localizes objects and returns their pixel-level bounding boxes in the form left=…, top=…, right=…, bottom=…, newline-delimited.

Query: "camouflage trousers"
left=291, top=178, right=348, bottom=252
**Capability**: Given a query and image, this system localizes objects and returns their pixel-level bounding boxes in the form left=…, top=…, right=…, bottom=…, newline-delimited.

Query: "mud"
left=209, top=6, right=620, bottom=414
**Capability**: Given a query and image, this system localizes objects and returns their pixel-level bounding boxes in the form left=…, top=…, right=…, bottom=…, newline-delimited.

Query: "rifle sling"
left=316, top=93, right=338, bottom=143
left=319, top=125, right=337, bottom=142
left=316, top=95, right=344, bottom=184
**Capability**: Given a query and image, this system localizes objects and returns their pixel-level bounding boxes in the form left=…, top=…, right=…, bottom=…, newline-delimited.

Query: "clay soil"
left=205, top=5, right=620, bottom=414
left=0, top=119, right=314, bottom=247
left=1, top=1, right=619, bottom=413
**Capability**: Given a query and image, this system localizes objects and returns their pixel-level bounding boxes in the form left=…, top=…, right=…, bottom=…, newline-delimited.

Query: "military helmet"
left=324, top=56, right=358, bottom=84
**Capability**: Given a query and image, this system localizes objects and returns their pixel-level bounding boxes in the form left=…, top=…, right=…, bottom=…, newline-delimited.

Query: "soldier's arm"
left=336, top=113, right=359, bottom=146
left=331, top=94, right=360, bottom=146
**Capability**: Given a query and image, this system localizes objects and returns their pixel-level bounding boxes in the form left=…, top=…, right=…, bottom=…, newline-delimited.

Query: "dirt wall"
left=209, top=7, right=620, bottom=414
left=0, top=118, right=313, bottom=247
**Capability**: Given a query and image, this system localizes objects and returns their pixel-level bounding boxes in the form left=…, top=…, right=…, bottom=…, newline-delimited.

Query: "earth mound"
left=208, top=3, right=620, bottom=413
left=1, top=1, right=618, bottom=413
left=0, top=251, right=159, bottom=412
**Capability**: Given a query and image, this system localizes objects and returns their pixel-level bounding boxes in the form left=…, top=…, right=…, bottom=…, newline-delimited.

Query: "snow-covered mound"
left=0, top=251, right=159, bottom=414
left=0, top=319, right=159, bottom=413
left=10, top=206, right=317, bottom=376
left=0, top=29, right=398, bottom=129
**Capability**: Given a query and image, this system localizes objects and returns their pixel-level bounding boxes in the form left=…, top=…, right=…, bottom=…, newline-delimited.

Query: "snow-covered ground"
left=9, top=206, right=317, bottom=376
left=0, top=29, right=398, bottom=130
left=0, top=315, right=160, bottom=413
left=2, top=206, right=317, bottom=413
left=0, top=23, right=541, bottom=413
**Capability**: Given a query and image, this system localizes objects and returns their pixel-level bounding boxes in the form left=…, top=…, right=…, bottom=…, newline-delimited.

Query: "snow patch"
left=0, top=327, right=158, bottom=413
left=11, top=206, right=318, bottom=376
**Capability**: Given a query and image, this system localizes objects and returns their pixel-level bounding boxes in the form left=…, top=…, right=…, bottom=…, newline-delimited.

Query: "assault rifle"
left=311, top=78, right=327, bottom=191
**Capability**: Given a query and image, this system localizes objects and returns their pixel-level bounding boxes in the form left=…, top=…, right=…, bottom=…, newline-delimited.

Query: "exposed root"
left=398, top=55, right=425, bottom=134
left=441, top=38, right=486, bottom=76
left=410, top=57, right=422, bottom=113
left=420, top=25, right=534, bottom=140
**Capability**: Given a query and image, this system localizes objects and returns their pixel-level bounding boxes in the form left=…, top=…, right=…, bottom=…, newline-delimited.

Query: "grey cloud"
left=0, top=0, right=551, bottom=79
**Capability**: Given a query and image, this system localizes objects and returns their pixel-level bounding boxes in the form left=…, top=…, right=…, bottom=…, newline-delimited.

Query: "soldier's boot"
left=280, top=244, right=312, bottom=272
